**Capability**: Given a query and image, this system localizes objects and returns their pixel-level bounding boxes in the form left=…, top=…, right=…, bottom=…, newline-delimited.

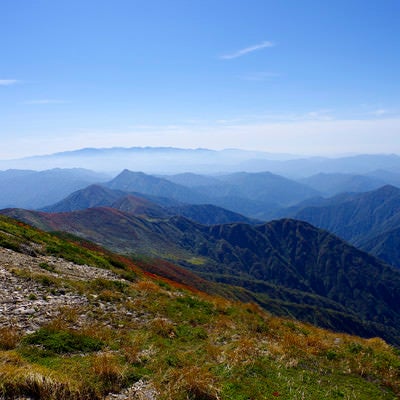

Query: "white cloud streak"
left=23, top=99, right=67, bottom=105
left=0, top=79, right=19, bottom=86
left=220, top=41, right=275, bottom=60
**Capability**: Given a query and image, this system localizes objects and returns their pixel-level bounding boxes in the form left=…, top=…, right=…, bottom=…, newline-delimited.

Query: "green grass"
left=0, top=216, right=139, bottom=278
left=39, top=262, right=56, bottom=272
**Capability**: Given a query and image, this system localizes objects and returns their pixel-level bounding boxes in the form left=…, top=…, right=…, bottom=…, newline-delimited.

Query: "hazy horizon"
left=0, top=144, right=393, bottom=162
left=2, top=1, right=400, bottom=158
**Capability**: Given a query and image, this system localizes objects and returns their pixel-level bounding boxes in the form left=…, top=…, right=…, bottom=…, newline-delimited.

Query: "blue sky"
left=1, top=0, right=400, bottom=158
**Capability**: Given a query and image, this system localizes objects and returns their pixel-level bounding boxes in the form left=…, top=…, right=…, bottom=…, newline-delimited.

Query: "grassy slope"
left=3, top=208, right=400, bottom=347
left=0, top=215, right=399, bottom=399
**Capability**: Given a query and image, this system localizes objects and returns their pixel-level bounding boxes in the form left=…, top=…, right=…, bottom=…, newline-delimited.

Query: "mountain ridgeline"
left=4, top=165, right=400, bottom=220
left=291, top=185, right=400, bottom=268
left=298, top=172, right=388, bottom=196
left=3, top=146, right=400, bottom=176
left=41, top=184, right=257, bottom=226
left=42, top=169, right=320, bottom=220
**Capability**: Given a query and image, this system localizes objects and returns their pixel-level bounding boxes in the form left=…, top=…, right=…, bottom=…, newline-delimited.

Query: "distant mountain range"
left=0, top=147, right=294, bottom=174
left=3, top=205, right=400, bottom=345
left=42, top=184, right=256, bottom=226
left=2, top=164, right=400, bottom=219
left=41, top=169, right=320, bottom=220
left=3, top=166, right=400, bottom=269
left=2, top=146, right=400, bottom=176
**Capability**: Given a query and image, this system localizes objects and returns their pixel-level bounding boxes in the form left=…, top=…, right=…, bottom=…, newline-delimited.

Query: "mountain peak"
left=377, top=184, right=400, bottom=194
left=106, top=170, right=209, bottom=204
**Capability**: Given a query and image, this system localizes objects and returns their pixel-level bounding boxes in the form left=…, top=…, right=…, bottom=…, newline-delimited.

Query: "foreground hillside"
left=0, top=215, right=399, bottom=399
left=4, top=207, right=400, bottom=346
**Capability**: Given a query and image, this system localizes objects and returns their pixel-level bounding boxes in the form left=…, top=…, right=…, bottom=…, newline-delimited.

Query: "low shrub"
left=23, top=328, right=103, bottom=354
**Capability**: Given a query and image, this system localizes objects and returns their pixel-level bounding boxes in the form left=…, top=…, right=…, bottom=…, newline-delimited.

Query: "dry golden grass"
left=304, top=331, right=332, bottom=354
left=81, top=323, right=116, bottom=343
left=225, top=336, right=260, bottom=366
left=0, top=327, right=21, bottom=350
left=160, top=365, right=220, bottom=400
left=122, top=344, right=142, bottom=365
left=90, top=352, right=127, bottom=393
left=150, top=317, right=175, bottom=338
left=208, top=295, right=233, bottom=313
left=211, top=314, right=236, bottom=332
left=0, top=360, right=86, bottom=400
left=97, top=289, right=120, bottom=302
left=122, top=331, right=155, bottom=364
left=204, top=342, right=223, bottom=362
left=134, top=280, right=162, bottom=294
left=0, top=350, right=24, bottom=366
left=44, top=306, right=80, bottom=332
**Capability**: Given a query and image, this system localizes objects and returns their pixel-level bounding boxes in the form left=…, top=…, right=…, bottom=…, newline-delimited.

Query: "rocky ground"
left=0, top=247, right=122, bottom=333
left=0, top=246, right=158, bottom=399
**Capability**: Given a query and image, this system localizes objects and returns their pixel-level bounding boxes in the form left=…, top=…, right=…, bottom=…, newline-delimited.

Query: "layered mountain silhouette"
left=298, top=172, right=387, bottom=196
left=3, top=146, right=400, bottom=176
left=41, top=184, right=256, bottom=225
left=290, top=185, right=400, bottom=268
left=184, top=171, right=320, bottom=218
left=106, top=169, right=322, bottom=215
left=44, top=169, right=320, bottom=219
left=3, top=206, right=400, bottom=345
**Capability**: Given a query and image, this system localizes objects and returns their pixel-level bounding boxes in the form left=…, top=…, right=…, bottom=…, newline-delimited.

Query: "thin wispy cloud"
left=305, top=110, right=334, bottom=121
left=220, top=40, right=275, bottom=60
left=23, top=99, right=67, bottom=105
left=0, top=79, right=19, bottom=86
left=372, top=108, right=390, bottom=116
